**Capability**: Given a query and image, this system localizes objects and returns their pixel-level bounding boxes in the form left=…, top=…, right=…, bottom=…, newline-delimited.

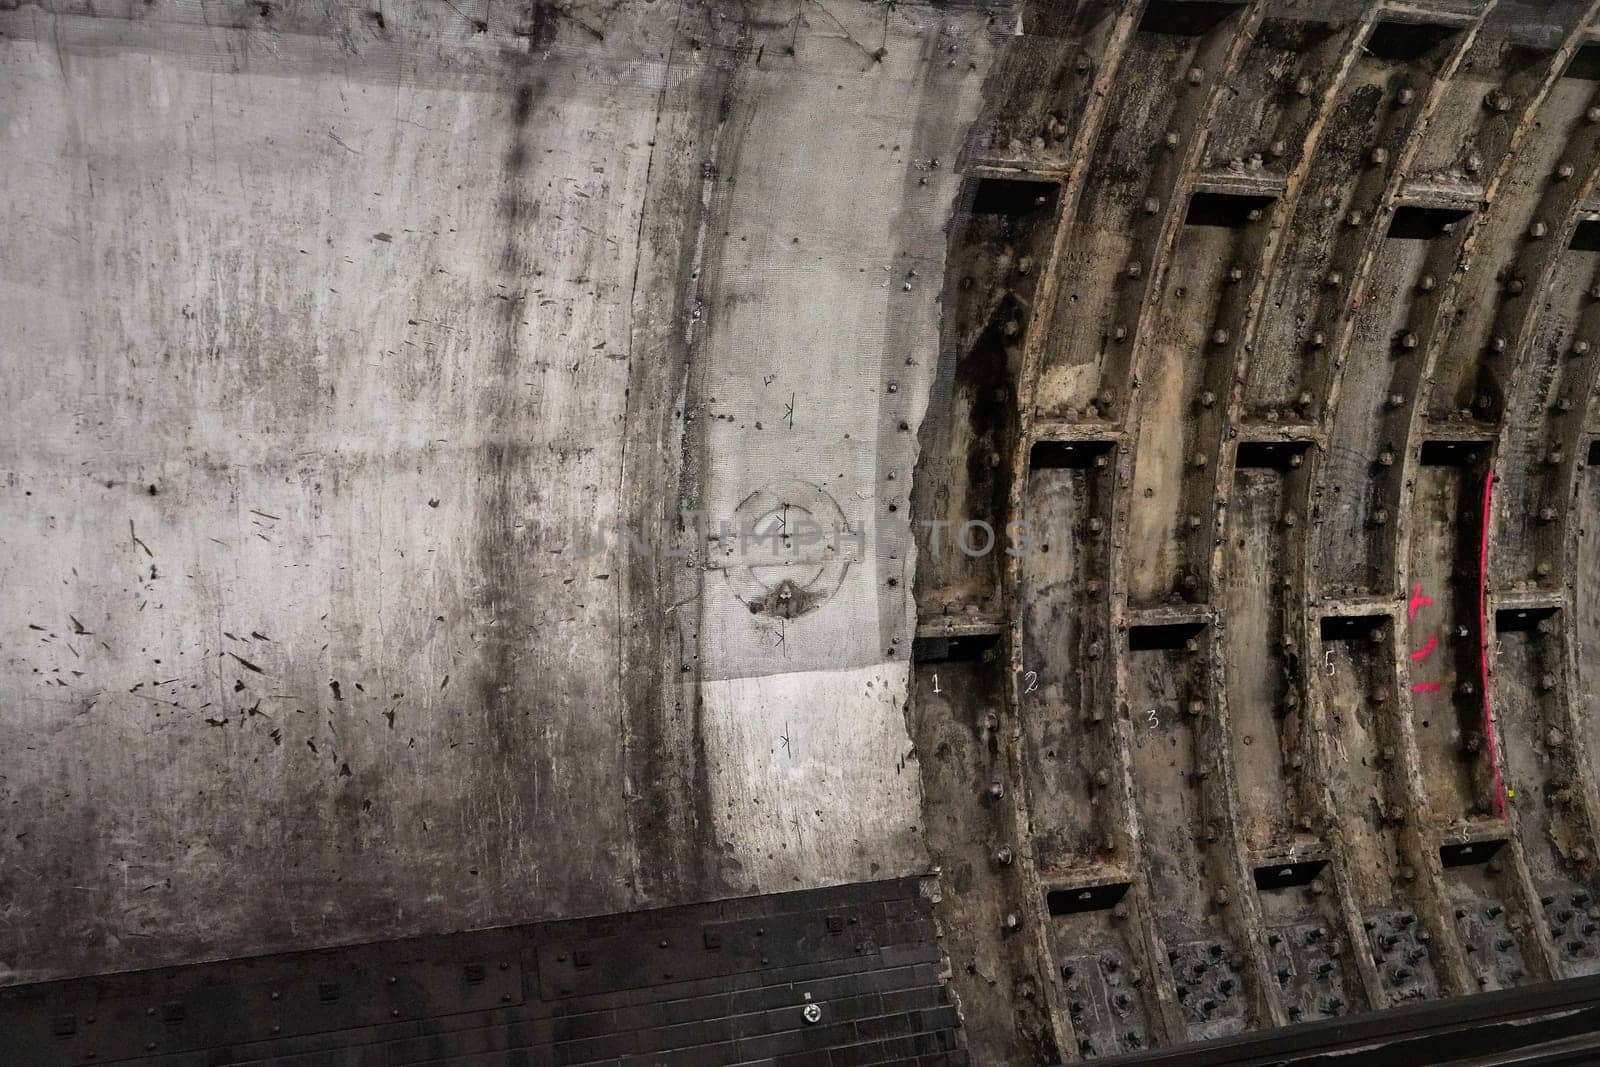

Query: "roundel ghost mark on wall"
left=718, top=480, right=857, bottom=619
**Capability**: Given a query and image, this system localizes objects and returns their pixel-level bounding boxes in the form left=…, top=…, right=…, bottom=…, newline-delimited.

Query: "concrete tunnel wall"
left=0, top=0, right=1005, bottom=985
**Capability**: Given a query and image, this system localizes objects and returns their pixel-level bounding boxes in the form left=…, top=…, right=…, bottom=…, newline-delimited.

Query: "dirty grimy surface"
left=0, top=0, right=1003, bottom=984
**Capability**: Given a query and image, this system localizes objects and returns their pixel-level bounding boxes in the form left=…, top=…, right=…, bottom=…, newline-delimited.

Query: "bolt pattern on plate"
left=1453, top=894, right=1531, bottom=991
left=1365, top=908, right=1441, bottom=1004
left=1267, top=922, right=1350, bottom=1023
left=1169, top=939, right=1248, bottom=1042
left=1542, top=885, right=1600, bottom=977
left=1061, top=950, right=1152, bottom=1059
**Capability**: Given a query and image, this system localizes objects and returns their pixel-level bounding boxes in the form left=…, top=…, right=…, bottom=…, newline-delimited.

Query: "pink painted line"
left=1408, top=583, right=1434, bottom=621
left=1409, top=635, right=1438, bottom=662
left=1412, top=682, right=1441, bottom=694
left=1480, top=471, right=1507, bottom=817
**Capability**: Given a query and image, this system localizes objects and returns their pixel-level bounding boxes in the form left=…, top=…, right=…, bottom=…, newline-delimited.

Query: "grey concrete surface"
left=0, top=0, right=1002, bottom=984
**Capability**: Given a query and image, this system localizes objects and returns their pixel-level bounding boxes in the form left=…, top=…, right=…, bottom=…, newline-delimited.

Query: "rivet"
left=1326, top=271, right=1343, bottom=288
left=1004, top=912, right=1021, bottom=931
left=1557, top=396, right=1574, bottom=411
left=1388, top=392, right=1405, bottom=407
left=1296, top=391, right=1313, bottom=409
left=1295, top=75, right=1314, bottom=97
left=1484, top=90, right=1511, bottom=113
left=1193, top=453, right=1208, bottom=468
left=1289, top=453, right=1303, bottom=468
left=1379, top=449, right=1395, bottom=467
left=1539, top=507, right=1557, bottom=522
left=1574, top=339, right=1591, bottom=356
left=1095, top=769, right=1112, bottom=787
left=1465, top=152, right=1483, bottom=174
left=886, top=382, right=898, bottom=393
left=988, top=780, right=1004, bottom=799
left=1187, top=699, right=1205, bottom=716
left=1540, top=673, right=1557, bottom=691
left=1557, top=162, right=1576, bottom=180
left=1587, top=106, right=1600, bottom=124
left=1399, top=332, right=1419, bottom=350
left=1397, top=87, right=1415, bottom=105
left=1507, top=278, right=1525, bottom=295
left=1247, top=208, right=1263, bottom=222
left=1370, top=147, right=1388, bottom=166
left=1186, top=513, right=1203, bottom=530
left=994, top=845, right=1014, bottom=866
left=1282, top=510, right=1298, bottom=527
left=1214, top=888, right=1231, bottom=907
left=1530, top=221, right=1548, bottom=240
left=1419, top=275, right=1436, bottom=292
left=1164, top=131, right=1181, bottom=150
left=1113, top=324, right=1128, bottom=341
left=1347, top=210, right=1364, bottom=227
left=1268, top=139, right=1287, bottom=157
left=1491, top=336, right=1508, bottom=353
left=1547, top=449, right=1565, bottom=465
left=1372, top=508, right=1390, bottom=526
left=1310, top=331, right=1326, bottom=349
left=1212, top=328, right=1230, bottom=347
left=1126, top=261, right=1142, bottom=279
left=1187, top=67, right=1205, bottom=85
left=1227, top=266, right=1244, bottom=283
left=1143, top=196, right=1161, bottom=215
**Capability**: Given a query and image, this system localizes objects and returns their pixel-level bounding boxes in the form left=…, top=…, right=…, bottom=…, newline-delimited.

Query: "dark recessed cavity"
left=1236, top=440, right=1309, bottom=471
left=1128, top=620, right=1207, bottom=651
left=1254, top=859, right=1328, bottom=891
left=1320, top=613, right=1387, bottom=642
left=966, top=177, right=1056, bottom=219
left=1388, top=205, right=1472, bottom=240
left=1440, top=839, right=1507, bottom=868
left=1138, top=1, right=1242, bottom=37
left=1565, top=44, right=1600, bottom=81
left=1570, top=220, right=1600, bottom=252
left=1366, top=19, right=1459, bottom=63
left=1588, top=438, right=1600, bottom=467
left=1420, top=439, right=1486, bottom=467
left=1185, top=192, right=1277, bottom=229
left=1030, top=439, right=1114, bottom=470
left=912, top=631, right=1000, bottom=665
left=1496, top=605, right=1558, bottom=634
left=1047, top=881, right=1131, bottom=916
left=970, top=176, right=1059, bottom=218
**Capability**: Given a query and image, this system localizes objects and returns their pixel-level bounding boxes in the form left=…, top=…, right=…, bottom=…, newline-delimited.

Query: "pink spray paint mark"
left=1480, top=472, right=1507, bottom=817
left=1408, top=583, right=1434, bottom=621
left=1409, top=634, right=1438, bottom=662
left=1411, top=682, right=1441, bottom=694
